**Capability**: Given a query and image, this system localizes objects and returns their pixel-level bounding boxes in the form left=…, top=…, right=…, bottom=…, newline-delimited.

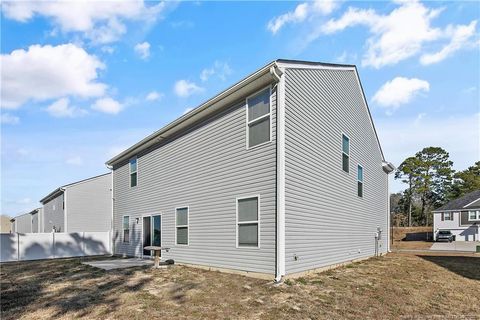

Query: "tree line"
left=391, top=147, right=480, bottom=227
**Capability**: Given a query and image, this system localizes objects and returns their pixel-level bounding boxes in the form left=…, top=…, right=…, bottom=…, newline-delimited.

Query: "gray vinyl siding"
left=66, top=174, right=112, bottom=232
left=32, top=212, right=38, bottom=233
left=460, top=211, right=479, bottom=226
left=15, top=214, right=32, bottom=233
left=284, top=68, right=388, bottom=274
left=43, top=194, right=65, bottom=232
left=113, top=86, right=277, bottom=274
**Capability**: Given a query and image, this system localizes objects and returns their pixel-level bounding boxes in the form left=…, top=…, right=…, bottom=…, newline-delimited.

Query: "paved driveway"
left=430, top=241, right=479, bottom=252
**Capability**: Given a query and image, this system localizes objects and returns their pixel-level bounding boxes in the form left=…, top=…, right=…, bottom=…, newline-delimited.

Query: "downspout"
left=272, top=64, right=286, bottom=283
left=106, top=164, right=114, bottom=256
left=61, top=187, right=67, bottom=233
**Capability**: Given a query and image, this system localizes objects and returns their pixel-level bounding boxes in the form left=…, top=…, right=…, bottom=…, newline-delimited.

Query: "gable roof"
left=106, top=59, right=386, bottom=166
left=434, top=190, right=480, bottom=211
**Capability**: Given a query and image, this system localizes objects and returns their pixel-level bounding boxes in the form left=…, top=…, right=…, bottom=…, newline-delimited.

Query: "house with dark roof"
left=433, top=190, right=480, bottom=241
left=106, top=59, right=395, bottom=280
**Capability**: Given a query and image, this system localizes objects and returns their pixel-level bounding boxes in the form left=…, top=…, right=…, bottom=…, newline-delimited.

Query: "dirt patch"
left=1, top=253, right=478, bottom=319
left=392, top=227, right=434, bottom=250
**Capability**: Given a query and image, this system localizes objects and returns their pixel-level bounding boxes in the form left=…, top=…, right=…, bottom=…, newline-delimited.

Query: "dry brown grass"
left=1, top=252, right=479, bottom=319
left=392, top=227, right=434, bottom=251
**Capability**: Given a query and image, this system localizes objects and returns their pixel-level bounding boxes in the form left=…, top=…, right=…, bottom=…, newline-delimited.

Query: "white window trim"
left=129, top=156, right=138, bottom=188
left=357, top=164, right=363, bottom=198
left=342, top=132, right=350, bottom=173
left=141, top=212, right=163, bottom=259
left=245, top=86, right=272, bottom=150
left=468, top=210, right=480, bottom=221
left=236, top=195, right=261, bottom=249
left=175, top=206, right=189, bottom=246
left=444, top=212, right=453, bottom=221
left=122, top=215, right=130, bottom=243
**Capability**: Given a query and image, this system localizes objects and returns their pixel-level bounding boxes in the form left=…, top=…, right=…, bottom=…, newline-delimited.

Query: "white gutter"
left=106, top=62, right=281, bottom=166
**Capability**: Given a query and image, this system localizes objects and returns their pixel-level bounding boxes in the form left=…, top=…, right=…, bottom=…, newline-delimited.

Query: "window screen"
left=176, top=207, right=189, bottom=245
left=247, top=89, right=271, bottom=148
left=237, top=197, right=259, bottom=247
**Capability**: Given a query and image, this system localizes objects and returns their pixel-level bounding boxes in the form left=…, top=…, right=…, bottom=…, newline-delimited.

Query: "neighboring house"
left=433, top=190, right=480, bottom=241
left=106, top=59, right=394, bottom=280
left=40, top=173, right=112, bottom=233
left=0, top=215, right=12, bottom=233
left=10, top=212, right=32, bottom=233
left=10, top=208, right=43, bottom=233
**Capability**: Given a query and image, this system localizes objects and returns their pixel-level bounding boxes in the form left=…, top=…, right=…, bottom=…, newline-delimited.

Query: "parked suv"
left=436, top=230, right=454, bottom=242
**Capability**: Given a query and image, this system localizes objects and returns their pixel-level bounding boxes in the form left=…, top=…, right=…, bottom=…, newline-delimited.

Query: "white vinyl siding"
left=237, top=196, right=260, bottom=248
left=247, top=88, right=271, bottom=148
left=176, top=207, right=189, bottom=245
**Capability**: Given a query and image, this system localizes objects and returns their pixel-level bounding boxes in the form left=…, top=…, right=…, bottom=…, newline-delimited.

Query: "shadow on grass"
left=0, top=258, right=152, bottom=319
left=417, top=255, right=480, bottom=281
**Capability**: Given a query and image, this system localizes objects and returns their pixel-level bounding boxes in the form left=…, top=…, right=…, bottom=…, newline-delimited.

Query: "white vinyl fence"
left=0, top=232, right=111, bottom=262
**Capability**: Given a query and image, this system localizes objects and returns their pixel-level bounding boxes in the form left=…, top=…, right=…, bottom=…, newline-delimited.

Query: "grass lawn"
left=1, top=252, right=478, bottom=319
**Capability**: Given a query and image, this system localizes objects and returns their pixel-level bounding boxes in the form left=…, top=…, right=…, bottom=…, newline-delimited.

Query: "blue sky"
left=1, top=0, right=479, bottom=216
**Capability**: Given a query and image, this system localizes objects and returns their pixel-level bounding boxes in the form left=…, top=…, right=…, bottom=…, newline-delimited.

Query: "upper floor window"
left=443, top=212, right=453, bottom=221
left=247, top=89, right=271, bottom=148
left=357, top=165, right=363, bottom=197
left=130, top=157, right=137, bottom=187
left=468, top=210, right=480, bottom=221
left=342, top=134, right=350, bottom=173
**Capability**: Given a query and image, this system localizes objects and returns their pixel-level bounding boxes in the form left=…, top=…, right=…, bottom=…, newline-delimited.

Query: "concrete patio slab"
left=430, top=242, right=479, bottom=252
left=83, top=258, right=154, bottom=270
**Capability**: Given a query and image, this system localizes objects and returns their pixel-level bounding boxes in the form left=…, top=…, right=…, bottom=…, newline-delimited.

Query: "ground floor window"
left=237, top=196, right=259, bottom=248
left=176, top=207, right=189, bottom=245
left=123, top=216, right=130, bottom=243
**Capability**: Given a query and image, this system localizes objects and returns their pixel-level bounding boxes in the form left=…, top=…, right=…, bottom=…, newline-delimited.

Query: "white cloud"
left=145, top=91, right=163, bottom=102
left=100, top=45, right=115, bottom=54
left=183, top=107, right=193, bottom=115
left=268, top=0, right=339, bottom=34
left=16, top=198, right=32, bottom=205
left=1, top=44, right=106, bottom=109
left=319, top=1, right=478, bottom=68
left=91, top=97, right=123, bottom=114
left=420, top=20, right=478, bottom=65
left=134, top=41, right=151, bottom=60
left=1, top=113, right=19, bottom=125
left=372, top=77, right=430, bottom=111
left=2, top=1, right=171, bottom=44
left=46, top=98, right=88, bottom=118
left=174, top=80, right=204, bottom=98
left=377, top=113, right=479, bottom=192
left=65, top=156, right=83, bottom=166
left=200, top=61, right=232, bottom=82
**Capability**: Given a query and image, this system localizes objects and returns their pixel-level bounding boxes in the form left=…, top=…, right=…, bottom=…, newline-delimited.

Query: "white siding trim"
left=175, top=206, right=190, bottom=246
left=276, top=70, right=286, bottom=278
left=236, top=195, right=261, bottom=249
left=463, top=198, right=480, bottom=208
